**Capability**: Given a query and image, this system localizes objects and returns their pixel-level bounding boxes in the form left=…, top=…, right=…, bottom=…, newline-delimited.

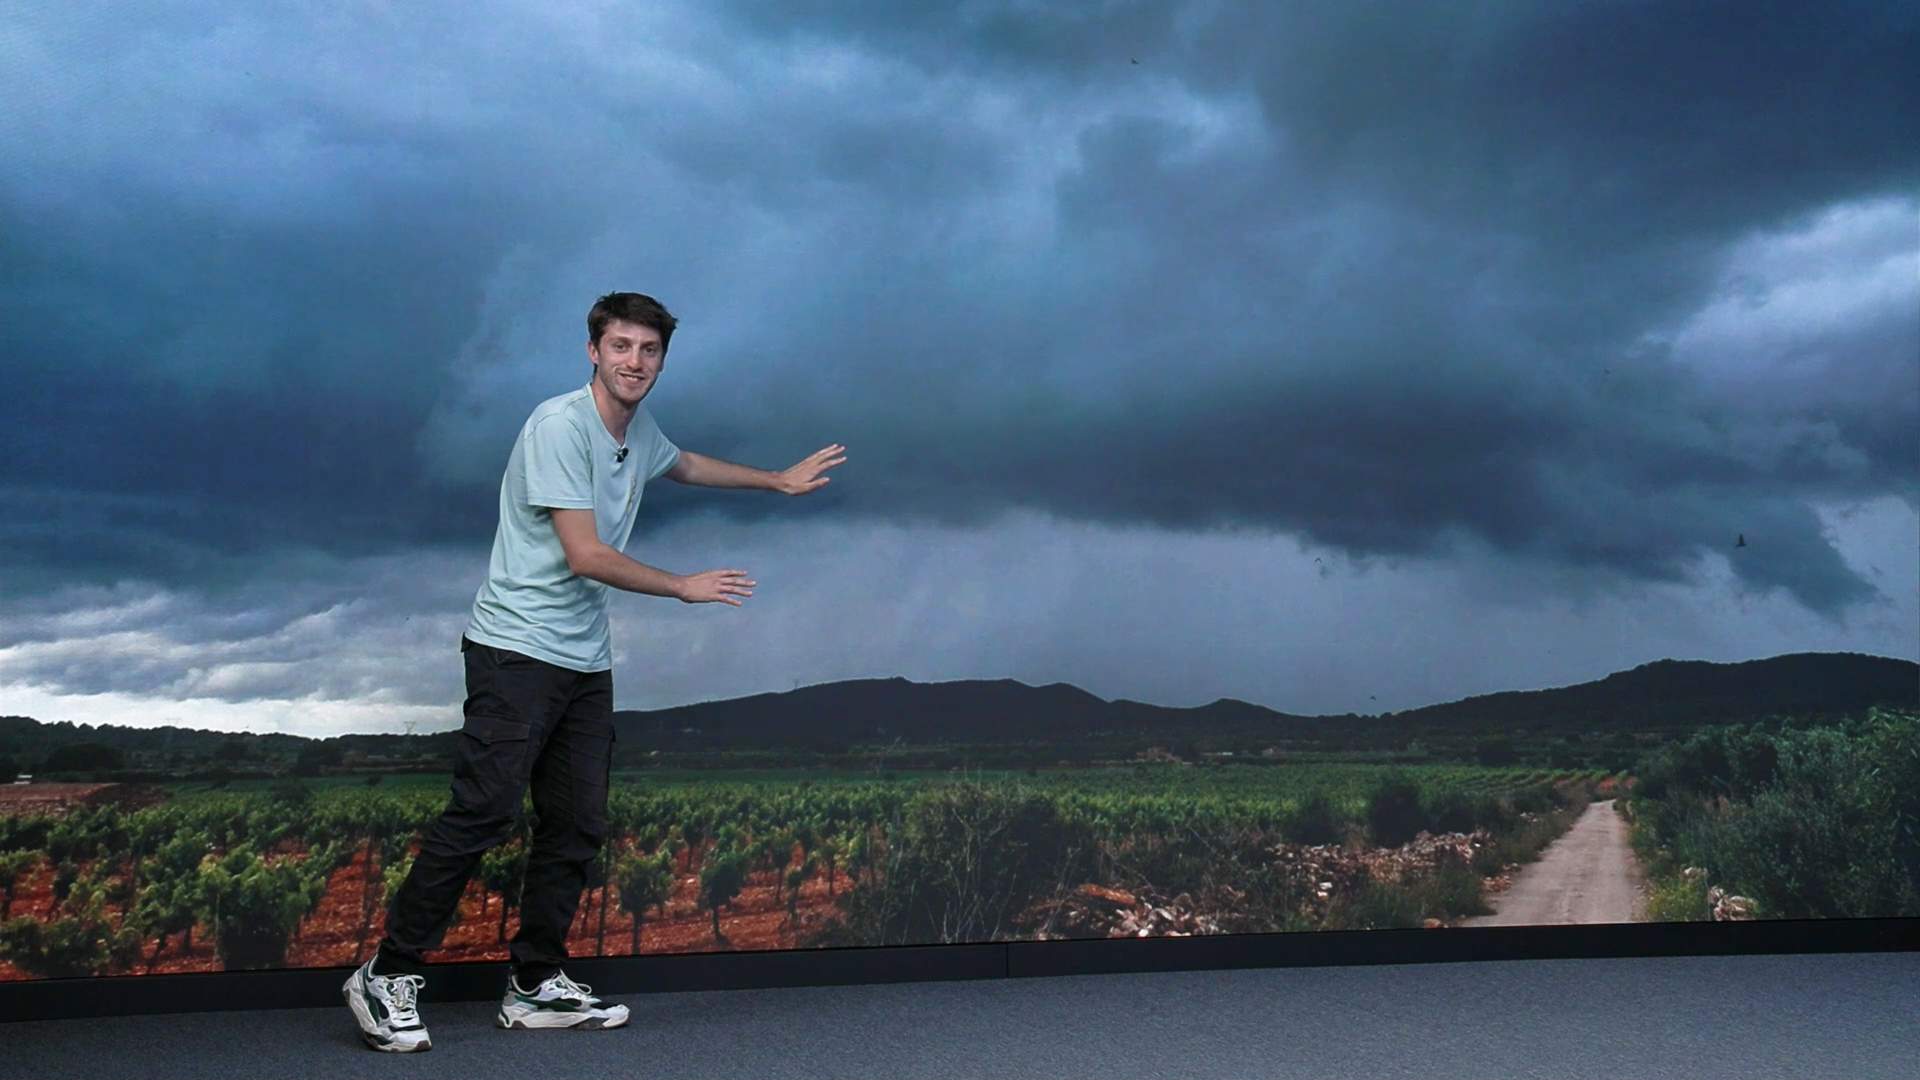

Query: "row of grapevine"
left=0, top=764, right=1584, bottom=978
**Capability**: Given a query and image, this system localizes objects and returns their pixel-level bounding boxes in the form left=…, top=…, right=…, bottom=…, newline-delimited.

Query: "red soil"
left=0, top=784, right=117, bottom=815
left=0, top=841, right=852, bottom=981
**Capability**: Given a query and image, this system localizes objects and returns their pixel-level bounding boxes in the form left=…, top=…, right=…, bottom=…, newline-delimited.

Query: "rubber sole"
left=495, top=1007, right=629, bottom=1031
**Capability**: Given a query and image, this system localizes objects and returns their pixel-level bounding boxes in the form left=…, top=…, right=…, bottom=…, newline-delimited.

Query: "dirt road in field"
left=1461, top=799, right=1645, bottom=926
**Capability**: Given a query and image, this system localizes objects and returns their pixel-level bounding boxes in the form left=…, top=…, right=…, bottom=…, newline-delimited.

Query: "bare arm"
left=666, top=444, right=847, bottom=494
left=549, top=509, right=754, bottom=605
left=664, top=450, right=779, bottom=490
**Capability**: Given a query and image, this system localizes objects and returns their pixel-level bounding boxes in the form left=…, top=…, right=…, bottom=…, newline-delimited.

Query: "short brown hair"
left=588, top=292, right=678, bottom=351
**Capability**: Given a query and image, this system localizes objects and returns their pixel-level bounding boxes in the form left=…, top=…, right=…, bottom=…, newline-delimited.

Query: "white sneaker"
left=495, top=970, right=630, bottom=1030
left=342, top=958, right=432, bottom=1052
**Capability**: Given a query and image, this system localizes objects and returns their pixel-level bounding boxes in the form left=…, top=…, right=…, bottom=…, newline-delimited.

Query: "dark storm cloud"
left=0, top=175, right=510, bottom=584
left=2, top=0, right=1914, bottom=622
left=670, top=0, right=1919, bottom=615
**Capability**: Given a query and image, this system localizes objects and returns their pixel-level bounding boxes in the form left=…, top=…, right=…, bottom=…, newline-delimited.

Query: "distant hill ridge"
left=606, top=651, right=1917, bottom=748
left=1, top=652, right=1912, bottom=755
left=1383, top=653, right=1915, bottom=729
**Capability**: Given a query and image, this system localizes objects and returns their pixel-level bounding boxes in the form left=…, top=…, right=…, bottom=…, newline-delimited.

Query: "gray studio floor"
left=6, top=952, right=1918, bottom=1080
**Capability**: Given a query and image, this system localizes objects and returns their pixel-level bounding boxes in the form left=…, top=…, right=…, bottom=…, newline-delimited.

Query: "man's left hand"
left=775, top=444, right=847, bottom=495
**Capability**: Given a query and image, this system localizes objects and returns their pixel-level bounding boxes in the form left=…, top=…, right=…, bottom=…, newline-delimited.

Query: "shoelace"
left=545, top=972, right=595, bottom=1003
left=384, top=974, right=426, bottom=1023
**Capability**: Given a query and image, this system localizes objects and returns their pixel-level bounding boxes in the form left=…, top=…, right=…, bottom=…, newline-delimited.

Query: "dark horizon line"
left=637, top=648, right=1918, bottom=718
left=7, top=648, right=1912, bottom=740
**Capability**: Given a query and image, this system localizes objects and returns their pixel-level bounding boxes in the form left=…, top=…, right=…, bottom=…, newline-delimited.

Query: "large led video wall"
left=2, top=4, right=1916, bottom=982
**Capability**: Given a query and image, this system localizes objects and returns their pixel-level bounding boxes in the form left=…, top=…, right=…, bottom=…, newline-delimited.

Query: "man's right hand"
left=675, top=569, right=756, bottom=606
left=553, top=509, right=752, bottom=603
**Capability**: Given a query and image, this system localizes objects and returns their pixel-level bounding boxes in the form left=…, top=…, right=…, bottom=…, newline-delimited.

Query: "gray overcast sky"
left=2, top=1, right=1915, bottom=735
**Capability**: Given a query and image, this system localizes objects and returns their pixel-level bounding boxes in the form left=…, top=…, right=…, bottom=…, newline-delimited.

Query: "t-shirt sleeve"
left=522, top=415, right=595, bottom=509
left=639, top=408, right=681, bottom=482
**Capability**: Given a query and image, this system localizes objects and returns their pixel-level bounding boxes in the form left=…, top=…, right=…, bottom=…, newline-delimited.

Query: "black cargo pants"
left=378, top=636, right=614, bottom=976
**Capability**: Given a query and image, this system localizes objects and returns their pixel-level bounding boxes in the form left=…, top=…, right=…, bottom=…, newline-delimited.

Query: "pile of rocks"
left=1319, top=829, right=1493, bottom=887
left=1017, top=884, right=1166, bottom=939
left=1015, top=883, right=1229, bottom=939
left=1105, top=888, right=1225, bottom=938
left=1269, top=829, right=1493, bottom=922
left=1684, top=867, right=1758, bottom=920
left=1020, top=829, right=1498, bottom=939
left=1706, top=885, right=1757, bottom=921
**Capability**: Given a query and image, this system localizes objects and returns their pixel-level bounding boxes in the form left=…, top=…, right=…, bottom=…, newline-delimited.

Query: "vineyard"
left=0, top=764, right=1613, bottom=980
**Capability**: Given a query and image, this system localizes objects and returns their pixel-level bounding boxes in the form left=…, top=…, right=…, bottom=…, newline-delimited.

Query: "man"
left=343, top=291, right=846, bottom=1052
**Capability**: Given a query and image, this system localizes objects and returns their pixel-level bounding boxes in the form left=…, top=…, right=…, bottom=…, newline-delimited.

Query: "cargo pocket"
left=462, top=712, right=532, bottom=745
left=452, top=712, right=534, bottom=820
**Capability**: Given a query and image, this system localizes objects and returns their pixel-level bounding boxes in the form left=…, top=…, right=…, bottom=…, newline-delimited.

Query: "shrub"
left=1630, top=710, right=1919, bottom=919
left=1365, top=772, right=1426, bottom=847
left=268, top=778, right=314, bottom=809
left=1508, top=787, right=1555, bottom=816
left=1333, top=877, right=1425, bottom=930
left=1337, top=850, right=1492, bottom=927
left=1476, top=806, right=1573, bottom=873
left=197, top=844, right=326, bottom=970
left=1644, top=873, right=1712, bottom=923
left=1284, top=791, right=1344, bottom=846
left=1550, top=780, right=1595, bottom=811
left=1427, top=789, right=1514, bottom=835
left=1470, top=844, right=1504, bottom=877
left=698, top=845, right=750, bottom=941
left=616, top=848, right=675, bottom=953
left=830, top=782, right=1095, bottom=945
left=1705, top=725, right=1918, bottom=917
left=1420, top=850, right=1492, bottom=918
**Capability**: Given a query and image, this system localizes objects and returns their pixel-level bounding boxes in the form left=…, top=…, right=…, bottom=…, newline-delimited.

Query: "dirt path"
left=1462, top=799, right=1645, bottom=926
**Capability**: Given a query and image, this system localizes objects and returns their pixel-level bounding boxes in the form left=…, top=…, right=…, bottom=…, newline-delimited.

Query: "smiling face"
left=587, top=318, right=665, bottom=407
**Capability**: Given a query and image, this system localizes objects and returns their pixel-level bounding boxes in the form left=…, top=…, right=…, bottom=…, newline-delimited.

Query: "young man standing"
left=344, top=291, right=846, bottom=1052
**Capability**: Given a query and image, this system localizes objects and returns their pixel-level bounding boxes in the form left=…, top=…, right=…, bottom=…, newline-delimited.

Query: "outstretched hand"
left=677, top=569, right=756, bottom=606
left=775, top=443, right=847, bottom=496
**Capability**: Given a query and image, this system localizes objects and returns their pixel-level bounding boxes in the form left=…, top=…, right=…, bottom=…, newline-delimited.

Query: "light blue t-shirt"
left=465, top=385, right=680, bottom=672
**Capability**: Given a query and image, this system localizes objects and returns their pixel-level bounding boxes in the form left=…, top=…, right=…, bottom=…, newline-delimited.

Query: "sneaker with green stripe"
left=496, top=971, right=630, bottom=1030
left=342, top=957, right=431, bottom=1052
